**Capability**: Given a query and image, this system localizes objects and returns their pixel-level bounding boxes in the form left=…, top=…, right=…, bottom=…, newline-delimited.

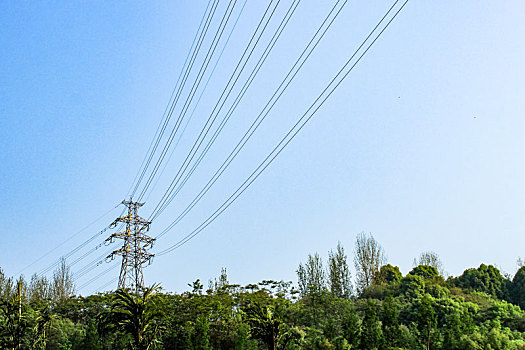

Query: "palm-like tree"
left=99, top=284, right=164, bottom=350
left=243, top=296, right=302, bottom=350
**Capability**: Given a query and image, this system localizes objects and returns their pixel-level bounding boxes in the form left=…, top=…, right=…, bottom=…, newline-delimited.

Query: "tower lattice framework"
left=106, top=200, right=155, bottom=293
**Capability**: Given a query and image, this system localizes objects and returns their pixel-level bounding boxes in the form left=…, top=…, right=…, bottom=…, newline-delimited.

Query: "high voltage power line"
left=92, top=0, right=407, bottom=281
left=137, top=0, right=281, bottom=205
left=125, top=0, right=216, bottom=200
left=95, top=0, right=290, bottom=292
left=135, top=0, right=242, bottom=202
left=129, top=0, right=220, bottom=200
left=17, top=204, right=119, bottom=276
left=150, top=0, right=346, bottom=226
left=148, top=0, right=301, bottom=221
left=72, top=244, right=118, bottom=282
left=80, top=0, right=302, bottom=291
left=155, top=0, right=409, bottom=256
left=77, top=261, right=120, bottom=291
left=35, top=219, right=125, bottom=278
left=143, top=0, right=249, bottom=204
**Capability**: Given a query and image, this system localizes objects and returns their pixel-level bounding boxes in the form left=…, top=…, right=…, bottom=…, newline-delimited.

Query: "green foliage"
left=354, top=232, right=386, bottom=295
left=382, top=295, right=400, bottom=347
left=511, top=266, right=525, bottom=309
left=417, top=293, right=437, bottom=349
left=99, top=285, right=164, bottom=350
left=328, top=242, right=353, bottom=298
left=4, top=246, right=525, bottom=349
left=341, top=306, right=360, bottom=348
left=400, top=274, right=425, bottom=299
left=376, top=264, right=403, bottom=285
left=297, top=253, right=326, bottom=298
left=455, top=264, right=509, bottom=300
left=360, top=299, right=383, bottom=349
left=409, top=265, right=440, bottom=279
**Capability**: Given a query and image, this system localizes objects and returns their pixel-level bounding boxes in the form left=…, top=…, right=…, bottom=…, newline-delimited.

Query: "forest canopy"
left=2, top=234, right=525, bottom=349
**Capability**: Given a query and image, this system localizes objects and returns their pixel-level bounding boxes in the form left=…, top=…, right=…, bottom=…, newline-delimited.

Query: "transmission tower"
left=106, top=200, right=155, bottom=293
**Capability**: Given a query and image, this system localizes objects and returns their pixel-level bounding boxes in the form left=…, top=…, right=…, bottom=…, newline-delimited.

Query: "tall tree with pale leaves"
left=297, top=253, right=325, bottom=297
left=327, top=242, right=352, bottom=298
left=354, top=232, right=385, bottom=294
left=51, top=258, right=74, bottom=301
left=414, top=251, right=445, bottom=276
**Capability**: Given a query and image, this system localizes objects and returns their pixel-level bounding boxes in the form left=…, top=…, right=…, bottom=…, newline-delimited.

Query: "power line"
left=151, top=0, right=346, bottom=226
left=77, top=262, right=120, bottom=291
left=136, top=0, right=240, bottom=201
left=143, top=0, right=249, bottom=203
left=18, top=204, right=118, bottom=276
left=68, top=237, right=114, bottom=269
left=156, top=0, right=409, bottom=256
left=125, top=0, right=216, bottom=200
left=37, top=226, right=110, bottom=276
left=92, top=276, right=119, bottom=295
left=130, top=0, right=220, bottom=199
left=72, top=244, right=118, bottom=282
left=150, top=0, right=301, bottom=220
left=37, top=220, right=125, bottom=277
left=148, top=0, right=288, bottom=220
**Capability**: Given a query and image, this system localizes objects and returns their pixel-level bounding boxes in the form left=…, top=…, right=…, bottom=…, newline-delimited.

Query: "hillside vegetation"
left=2, top=234, right=525, bottom=349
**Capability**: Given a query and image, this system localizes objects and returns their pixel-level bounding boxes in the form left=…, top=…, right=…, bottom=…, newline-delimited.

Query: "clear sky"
left=1, top=1, right=524, bottom=295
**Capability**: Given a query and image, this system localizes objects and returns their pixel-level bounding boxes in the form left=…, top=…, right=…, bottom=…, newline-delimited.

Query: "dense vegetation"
left=3, top=233, right=525, bottom=349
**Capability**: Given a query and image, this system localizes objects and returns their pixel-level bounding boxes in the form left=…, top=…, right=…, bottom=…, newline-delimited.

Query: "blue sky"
left=1, top=1, right=524, bottom=295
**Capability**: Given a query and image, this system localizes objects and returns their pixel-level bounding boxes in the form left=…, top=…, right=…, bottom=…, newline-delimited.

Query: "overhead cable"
left=129, top=0, right=220, bottom=199
left=153, top=0, right=346, bottom=226
left=21, top=204, right=118, bottom=276
left=148, top=0, right=287, bottom=220
left=143, top=0, right=249, bottom=203
left=156, top=0, right=409, bottom=256
left=136, top=0, right=240, bottom=201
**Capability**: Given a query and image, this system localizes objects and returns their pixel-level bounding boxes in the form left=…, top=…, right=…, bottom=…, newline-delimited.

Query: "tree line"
left=3, top=232, right=525, bottom=349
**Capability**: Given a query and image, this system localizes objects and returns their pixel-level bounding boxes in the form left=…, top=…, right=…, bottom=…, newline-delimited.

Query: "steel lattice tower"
left=106, top=200, right=155, bottom=293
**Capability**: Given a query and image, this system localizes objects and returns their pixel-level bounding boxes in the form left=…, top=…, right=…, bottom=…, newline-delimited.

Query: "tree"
left=409, top=265, right=439, bottom=280
left=354, top=232, right=386, bottom=294
left=327, top=242, right=352, bottom=298
left=192, top=314, right=211, bottom=350
left=30, top=303, right=56, bottom=350
left=375, top=264, right=402, bottom=285
left=99, top=284, right=164, bottom=350
left=417, top=294, right=436, bottom=350
left=297, top=253, right=325, bottom=297
left=51, top=258, right=74, bottom=301
left=341, top=307, right=360, bottom=348
left=414, top=251, right=445, bottom=276
left=360, top=299, right=383, bottom=350
left=243, top=297, right=288, bottom=350
left=0, top=278, right=30, bottom=350
left=0, top=268, right=15, bottom=299
left=382, top=295, right=400, bottom=347
left=455, top=264, right=508, bottom=300
left=28, top=274, right=50, bottom=302
left=510, top=266, right=525, bottom=308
